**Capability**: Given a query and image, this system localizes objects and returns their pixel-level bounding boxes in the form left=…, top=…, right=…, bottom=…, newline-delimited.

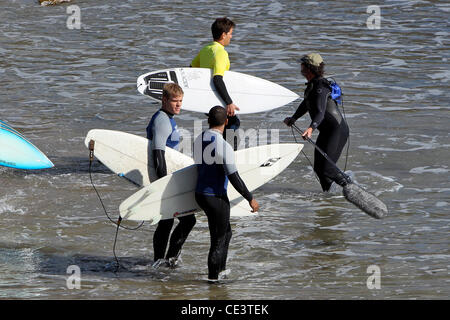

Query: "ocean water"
left=0, top=0, right=448, bottom=299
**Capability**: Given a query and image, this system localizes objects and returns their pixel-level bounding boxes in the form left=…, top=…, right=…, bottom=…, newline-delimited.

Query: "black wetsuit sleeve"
left=309, top=86, right=329, bottom=130
left=228, top=172, right=253, bottom=202
left=153, top=149, right=167, bottom=179
left=213, top=75, right=233, bottom=105
left=292, top=100, right=308, bottom=120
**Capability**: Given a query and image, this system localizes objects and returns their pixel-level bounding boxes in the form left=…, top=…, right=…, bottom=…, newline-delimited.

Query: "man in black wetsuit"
left=284, top=53, right=349, bottom=192
left=194, top=106, right=259, bottom=282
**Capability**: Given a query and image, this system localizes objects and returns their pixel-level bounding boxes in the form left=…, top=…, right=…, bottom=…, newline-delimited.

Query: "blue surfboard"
left=0, top=124, right=54, bottom=170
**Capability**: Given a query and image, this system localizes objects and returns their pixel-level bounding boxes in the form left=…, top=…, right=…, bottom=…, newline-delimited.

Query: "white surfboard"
left=137, top=68, right=299, bottom=114
left=84, top=129, right=279, bottom=217
left=119, top=143, right=303, bottom=224
left=84, top=129, right=194, bottom=186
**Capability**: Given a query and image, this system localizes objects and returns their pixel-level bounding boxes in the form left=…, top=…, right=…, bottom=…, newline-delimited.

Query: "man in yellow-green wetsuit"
left=191, top=17, right=240, bottom=149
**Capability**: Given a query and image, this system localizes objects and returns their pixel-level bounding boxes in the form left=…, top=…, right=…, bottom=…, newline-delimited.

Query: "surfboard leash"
left=88, top=140, right=144, bottom=230
left=88, top=140, right=145, bottom=272
left=340, top=95, right=350, bottom=172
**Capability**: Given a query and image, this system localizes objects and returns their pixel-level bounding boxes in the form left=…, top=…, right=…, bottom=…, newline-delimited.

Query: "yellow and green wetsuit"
left=191, top=41, right=234, bottom=107
left=191, top=41, right=240, bottom=147
left=191, top=41, right=230, bottom=77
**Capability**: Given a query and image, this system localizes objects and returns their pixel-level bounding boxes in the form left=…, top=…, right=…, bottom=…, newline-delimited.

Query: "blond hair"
left=162, top=83, right=184, bottom=99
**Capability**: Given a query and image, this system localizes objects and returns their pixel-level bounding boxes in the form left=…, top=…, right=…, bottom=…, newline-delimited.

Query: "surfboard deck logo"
left=260, top=157, right=281, bottom=167
left=0, top=159, right=16, bottom=167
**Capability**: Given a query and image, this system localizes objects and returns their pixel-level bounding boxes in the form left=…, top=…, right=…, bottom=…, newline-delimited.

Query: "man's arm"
left=228, top=172, right=259, bottom=212
left=284, top=100, right=308, bottom=127
left=222, top=142, right=259, bottom=212
left=228, top=171, right=252, bottom=202
left=213, top=75, right=233, bottom=105
left=213, top=50, right=239, bottom=116
left=151, top=115, right=172, bottom=179
left=214, top=75, right=239, bottom=116
left=153, top=149, right=167, bottom=179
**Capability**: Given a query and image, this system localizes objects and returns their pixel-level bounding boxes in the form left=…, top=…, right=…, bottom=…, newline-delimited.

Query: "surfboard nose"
left=0, top=125, right=54, bottom=170
left=19, top=148, right=54, bottom=170
left=37, top=155, right=54, bottom=169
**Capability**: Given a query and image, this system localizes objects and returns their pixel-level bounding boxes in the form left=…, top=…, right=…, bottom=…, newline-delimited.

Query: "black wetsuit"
left=214, top=75, right=240, bottom=150
left=292, top=77, right=349, bottom=191
left=194, top=129, right=253, bottom=280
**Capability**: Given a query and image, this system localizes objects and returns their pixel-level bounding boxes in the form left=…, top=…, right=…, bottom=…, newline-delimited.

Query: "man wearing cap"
left=194, top=106, right=259, bottom=282
left=284, top=53, right=349, bottom=192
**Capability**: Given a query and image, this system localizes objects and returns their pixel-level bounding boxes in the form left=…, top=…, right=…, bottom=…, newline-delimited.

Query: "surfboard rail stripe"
left=1, top=126, right=34, bottom=146
left=1, top=123, right=25, bottom=138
